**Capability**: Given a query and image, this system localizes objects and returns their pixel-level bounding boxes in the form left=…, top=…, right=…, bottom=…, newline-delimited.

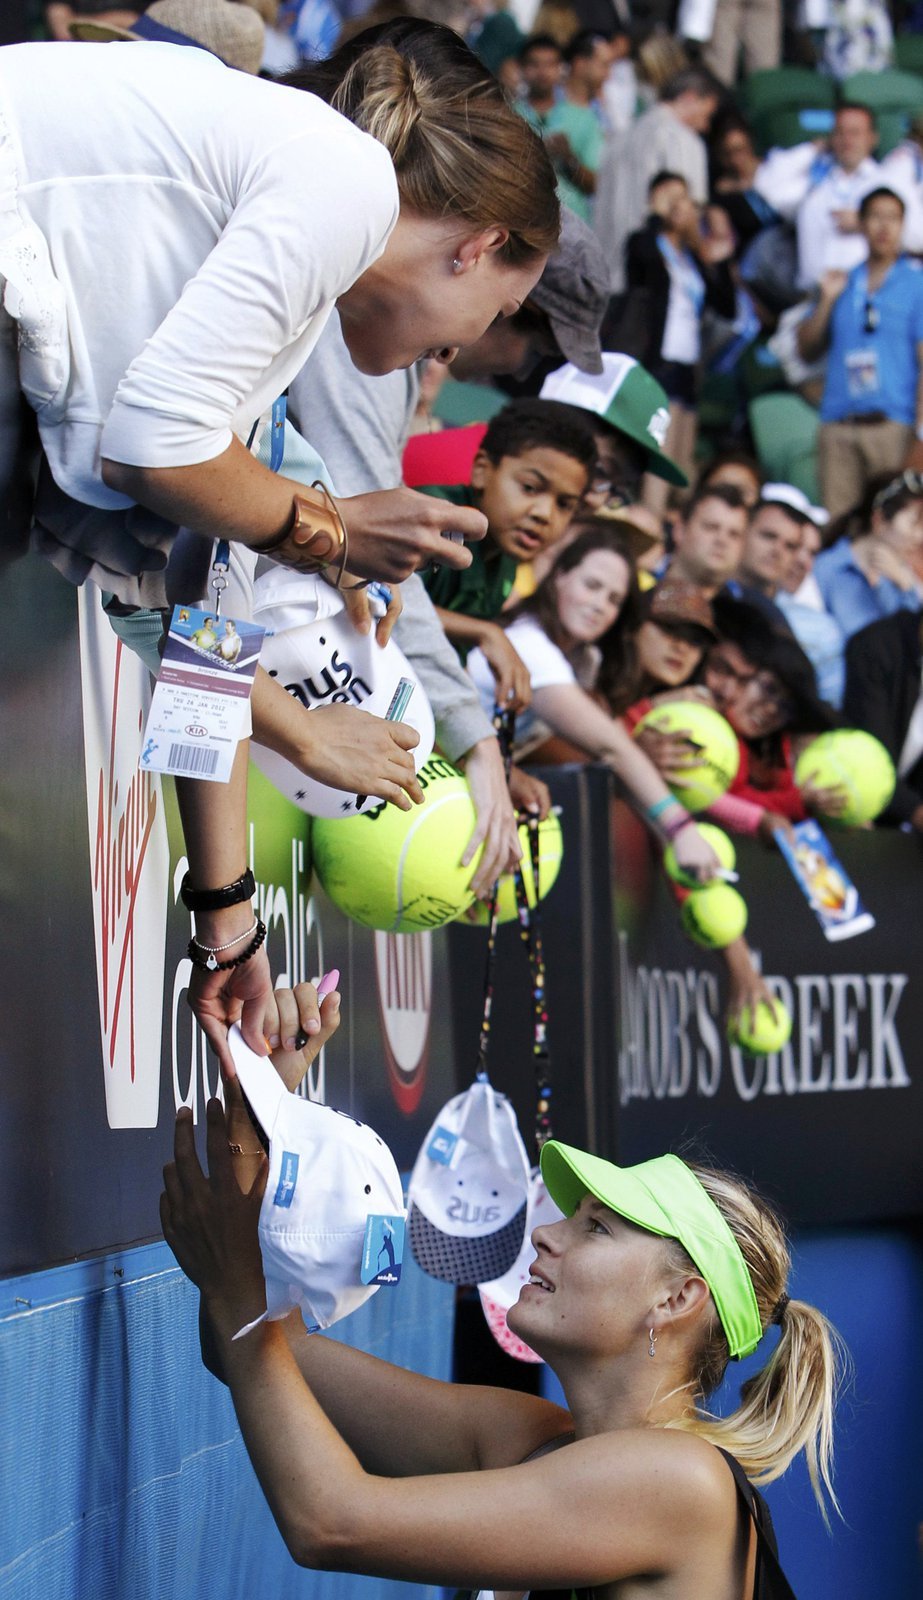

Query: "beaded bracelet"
left=662, top=811, right=695, bottom=842
left=187, top=918, right=267, bottom=973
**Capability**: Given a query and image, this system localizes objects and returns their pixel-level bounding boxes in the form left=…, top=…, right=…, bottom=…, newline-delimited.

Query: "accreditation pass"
left=139, top=605, right=265, bottom=784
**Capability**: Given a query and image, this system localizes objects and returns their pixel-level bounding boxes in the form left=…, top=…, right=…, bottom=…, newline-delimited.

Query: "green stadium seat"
left=740, top=66, right=836, bottom=120
left=748, top=392, right=821, bottom=503
left=873, top=109, right=911, bottom=156
left=753, top=105, right=835, bottom=152
left=841, top=68, right=923, bottom=112
left=894, top=35, right=923, bottom=75
left=431, top=379, right=507, bottom=426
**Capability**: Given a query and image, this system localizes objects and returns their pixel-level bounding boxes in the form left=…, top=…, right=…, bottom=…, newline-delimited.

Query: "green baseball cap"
left=539, top=1141, right=763, bottom=1359
left=540, top=353, right=688, bottom=486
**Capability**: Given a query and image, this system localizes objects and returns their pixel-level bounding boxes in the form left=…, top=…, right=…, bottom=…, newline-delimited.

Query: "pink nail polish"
left=317, top=968, right=340, bottom=999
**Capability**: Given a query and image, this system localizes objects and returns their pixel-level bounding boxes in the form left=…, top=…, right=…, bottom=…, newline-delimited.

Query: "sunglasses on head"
left=873, top=470, right=923, bottom=513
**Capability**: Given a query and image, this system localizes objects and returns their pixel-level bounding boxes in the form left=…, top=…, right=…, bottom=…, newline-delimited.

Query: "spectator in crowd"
left=703, top=597, right=842, bottom=821
left=881, top=111, right=923, bottom=222
left=594, top=66, right=722, bottom=291
left=465, top=523, right=724, bottom=881
left=797, top=188, right=923, bottom=521
left=419, top=400, right=597, bottom=706
left=19, top=17, right=559, bottom=1068
left=755, top=103, right=885, bottom=292
left=538, top=353, right=689, bottom=509
left=518, top=32, right=565, bottom=123
left=520, top=30, right=608, bottom=222
left=469, top=0, right=524, bottom=79
left=695, top=450, right=762, bottom=509
left=844, top=610, right=923, bottom=832
left=765, top=489, right=848, bottom=709
left=813, top=469, right=923, bottom=641
left=622, top=171, right=736, bottom=504
left=661, top=483, right=750, bottom=597
left=700, top=0, right=781, bottom=88
left=732, top=483, right=815, bottom=628
left=709, top=118, right=781, bottom=255
left=598, top=21, right=638, bottom=137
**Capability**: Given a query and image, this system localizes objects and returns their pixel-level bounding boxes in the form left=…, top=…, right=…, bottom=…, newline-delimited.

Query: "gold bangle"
left=228, top=1142, right=264, bottom=1157
left=310, top=480, right=350, bottom=589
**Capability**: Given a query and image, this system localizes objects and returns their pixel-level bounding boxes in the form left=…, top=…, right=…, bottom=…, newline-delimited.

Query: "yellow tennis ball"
left=794, top=730, right=896, bottom=826
left=311, top=757, right=481, bottom=932
left=728, top=1000, right=793, bottom=1056
left=633, top=701, right=740, bottom=811
left=664, top=823, right=736, bottom=889
left=680, top=882, right=748, bottom=949
left=457, top=812, right=564, bottom=926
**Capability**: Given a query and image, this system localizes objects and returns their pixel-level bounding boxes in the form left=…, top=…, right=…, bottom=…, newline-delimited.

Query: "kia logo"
left=184, top=724, right=208, bottom=737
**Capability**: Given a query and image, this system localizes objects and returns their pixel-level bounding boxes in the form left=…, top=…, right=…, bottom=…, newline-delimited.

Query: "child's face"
left=471, top=445, right=589, bottom=562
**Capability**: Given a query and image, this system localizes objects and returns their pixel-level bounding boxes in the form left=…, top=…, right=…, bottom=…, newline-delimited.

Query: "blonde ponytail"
left=285, top=22, right=560, bottom=265
left=662, top=1166, right=847, bottom=1523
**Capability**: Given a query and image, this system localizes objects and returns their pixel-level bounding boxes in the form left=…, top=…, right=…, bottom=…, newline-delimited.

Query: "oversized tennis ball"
left=728, top=1000, right=793, bottom=1056
left=311, top=757, right=481, bottom=931
left=456, top=811, right=564, bottom=926
left=633, top=701, right=740, bottom=811
left=680, top=882, right=748, bottom=949
left=794, top=730, right=895, bottom=826
left=664, top=823, right=736, bottom=888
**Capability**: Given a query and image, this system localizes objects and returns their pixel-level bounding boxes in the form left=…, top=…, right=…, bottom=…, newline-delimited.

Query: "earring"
left=452, top=258, right=463, bottom=272
left=649, top=1328, right=657, bottom=1359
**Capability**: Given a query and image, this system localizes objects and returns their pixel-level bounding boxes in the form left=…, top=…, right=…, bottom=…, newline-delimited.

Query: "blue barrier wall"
left=0, top=1238, right=455, bottom=1600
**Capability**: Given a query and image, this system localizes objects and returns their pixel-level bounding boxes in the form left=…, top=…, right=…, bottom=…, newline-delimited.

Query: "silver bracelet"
left=192, top=918, right=258, bottom=955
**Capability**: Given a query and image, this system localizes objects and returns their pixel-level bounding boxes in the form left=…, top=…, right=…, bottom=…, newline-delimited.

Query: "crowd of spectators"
left=6, top=0, right=923, bottom=1001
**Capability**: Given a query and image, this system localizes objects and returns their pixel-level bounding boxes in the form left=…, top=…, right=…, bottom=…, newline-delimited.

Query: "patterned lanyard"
left=476, top=708, right=553, bottom=1157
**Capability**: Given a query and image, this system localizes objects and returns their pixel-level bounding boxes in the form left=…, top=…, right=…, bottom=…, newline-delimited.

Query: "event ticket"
left=139, top=605, right=265, bottom=785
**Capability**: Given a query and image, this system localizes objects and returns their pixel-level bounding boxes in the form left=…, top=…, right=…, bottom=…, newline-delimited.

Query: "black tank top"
left=465, top=1438, right=798, bottom=1600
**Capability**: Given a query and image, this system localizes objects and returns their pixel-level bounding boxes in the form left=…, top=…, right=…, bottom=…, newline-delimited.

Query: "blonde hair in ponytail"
left=286, top=22, right=560, bottom=266
left=662, top=1166, right=846, bottom=1524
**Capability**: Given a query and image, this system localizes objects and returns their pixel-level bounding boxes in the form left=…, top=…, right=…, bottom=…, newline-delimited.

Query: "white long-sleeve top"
left=0, top=41, right=399, bottom=510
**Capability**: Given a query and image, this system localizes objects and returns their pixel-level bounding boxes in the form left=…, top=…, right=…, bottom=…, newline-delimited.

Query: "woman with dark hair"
left=702, top=597, right=845, bottom=823
left=467, top=523, right=726, bottom=884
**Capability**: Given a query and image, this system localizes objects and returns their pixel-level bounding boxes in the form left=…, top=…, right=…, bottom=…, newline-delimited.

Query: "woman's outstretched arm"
left=164, top=1105, right=740, bottom=1590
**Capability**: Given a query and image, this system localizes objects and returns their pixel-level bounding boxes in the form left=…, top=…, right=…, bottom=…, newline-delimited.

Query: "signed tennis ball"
left=311, top=757, right=481, bottom=932
left=680, top=882, right=748, bottom=949
left=457, top=811, right=564, bottom=926
left=664, top=823, right=736, bottom=889
left=633, top=701, right=740, bottom=811
left=728, top=1000, right=793, bottom=1056
left=794, top=730, right=895, bottom=826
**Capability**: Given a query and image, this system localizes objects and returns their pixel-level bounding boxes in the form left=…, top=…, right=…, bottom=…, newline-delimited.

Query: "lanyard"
left=212, top=395, right=289, bottom=616
left=476, top=708, right=553, bottom=1157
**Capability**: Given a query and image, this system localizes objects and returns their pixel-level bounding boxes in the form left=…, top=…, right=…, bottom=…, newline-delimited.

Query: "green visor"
left=539, top=1142, right=763, bottom=1360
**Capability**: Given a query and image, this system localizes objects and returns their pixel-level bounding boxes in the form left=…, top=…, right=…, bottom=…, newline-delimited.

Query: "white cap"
left=228, top=1026, right=406, bottom=1339
left=250, top=572, right=435, bottom=817
left=760, top=482, right=829, bottom=527
left=478, top=1169, right=564, bottom=1364
left=407, top=1076, right=530, bottom=1285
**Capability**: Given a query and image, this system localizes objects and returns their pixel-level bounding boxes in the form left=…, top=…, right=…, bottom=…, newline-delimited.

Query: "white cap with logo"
left=407, top=1075, right=531, bottom=1285
left=228, top=1026, right=406, bottom=1339
left=760, top=482, right=829, bottom=527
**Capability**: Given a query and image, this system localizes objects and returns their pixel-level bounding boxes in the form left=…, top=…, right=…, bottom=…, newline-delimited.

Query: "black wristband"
left=180, top=868, right=255, bottom=913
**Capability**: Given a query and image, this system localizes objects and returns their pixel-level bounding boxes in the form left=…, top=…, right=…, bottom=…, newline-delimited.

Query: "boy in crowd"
left=421, top=399, right=596, bottom=709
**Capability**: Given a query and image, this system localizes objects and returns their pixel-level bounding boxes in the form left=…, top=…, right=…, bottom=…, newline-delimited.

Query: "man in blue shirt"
left=797, top=186, right=923, bottom=521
